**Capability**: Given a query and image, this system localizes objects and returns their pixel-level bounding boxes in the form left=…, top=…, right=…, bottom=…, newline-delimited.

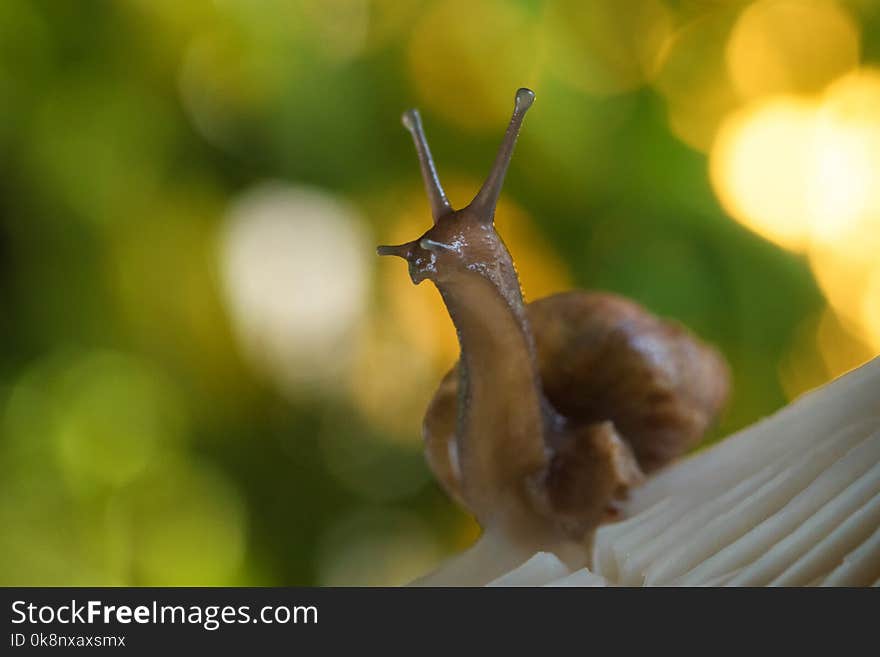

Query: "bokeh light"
left=653, top=6, right=742, bottom=151
left=711, top=66, right=880, bottom=360
left=221, top=183, right=371, bottom=397
left=727, top=0, right=860, bottom=100
left=53, top=351, right=188, bottom=491
left=862, top=269, right=880, bottom=351
left=711, top=97, right=818, bottom=251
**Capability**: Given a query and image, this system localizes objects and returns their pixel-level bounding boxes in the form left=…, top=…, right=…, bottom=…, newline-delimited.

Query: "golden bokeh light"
left=727, top=0, right=860, bottom=101
left=712, top=71, right=880, bottom=253
left=812, top=70, right=880, bottom=245
left=712, top=67, right=880, bottom=370
left=810, top=245, right=873, bottom=333
left=542, top=0, right=673, bottom=97
left=711, top=97, right=818, bottom=250
left=653, top=7, right=742, bottom=151
left=806, top=71, right=880, bottom=353
left=348, top=312, right=440, bottom=444
left=862, top=269, right=880, bottom=351
left=811, top=70, right=880, bottom=353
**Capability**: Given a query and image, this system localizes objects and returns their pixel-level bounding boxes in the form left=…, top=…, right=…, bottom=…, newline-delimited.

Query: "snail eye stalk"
left=376, top=242, right=413, bottom=259
left=401, top=108, right=453, bottom=223
left=468, top=88, right=535, bottom=223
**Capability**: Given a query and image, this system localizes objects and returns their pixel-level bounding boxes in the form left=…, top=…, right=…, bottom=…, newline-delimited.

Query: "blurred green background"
left=1, top=0, right=879, bottom=585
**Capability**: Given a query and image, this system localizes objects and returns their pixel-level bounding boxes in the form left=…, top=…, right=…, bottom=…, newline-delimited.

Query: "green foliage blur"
left=1, top=0, right=878, bottom=585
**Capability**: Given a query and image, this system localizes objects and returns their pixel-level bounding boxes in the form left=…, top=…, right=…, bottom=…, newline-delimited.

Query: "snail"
left=378, top=88, right=730, bottom=557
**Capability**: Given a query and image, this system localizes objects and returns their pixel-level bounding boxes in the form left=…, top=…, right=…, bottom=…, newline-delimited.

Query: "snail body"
left=379, top=89, right=729, bottom=550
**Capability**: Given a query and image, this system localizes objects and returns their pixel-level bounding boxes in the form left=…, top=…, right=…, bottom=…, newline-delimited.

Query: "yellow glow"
left=810, top=245, right=872, bottom=331
left=543, top=0, right=673, bottom=96
left=861, top=268, right=880, bottom=352
left=711, top=97, right=818, bottom=251
left=808, top=72, right=880, bottom=354
left=349, top=313, right=439, bottom=443
left=653, top=8, right=742, bottom=151
left=727, top=0, right=859, bottom=100
left=493, top=191, right=573, bottom=304
left=453, top=514, right=482, bottom=551
left=348, top=189, right=460, bottom=442
left=407, top=0, right=538, bottom=132
left=816, top=308, right=876, bottom=377
left=812, top=71, right=880, bottom=247
left=713, top=68, right=880, bottom=362
left=712, top=71, right=880, bottom=253
left=380, top=192, right=461, bottom=369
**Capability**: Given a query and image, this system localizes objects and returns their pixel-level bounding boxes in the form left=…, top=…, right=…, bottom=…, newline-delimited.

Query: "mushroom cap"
left=423, top=290, right=730, bottom=507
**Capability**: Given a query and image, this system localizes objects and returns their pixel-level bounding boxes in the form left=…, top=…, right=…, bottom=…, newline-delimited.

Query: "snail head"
left=377, top=88, right=535, bottom=288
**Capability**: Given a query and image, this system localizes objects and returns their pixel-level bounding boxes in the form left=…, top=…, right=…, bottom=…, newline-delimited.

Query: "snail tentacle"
left=401, top=108, right=453, bottom=223
left=468, top=88, right=535, bottom=223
